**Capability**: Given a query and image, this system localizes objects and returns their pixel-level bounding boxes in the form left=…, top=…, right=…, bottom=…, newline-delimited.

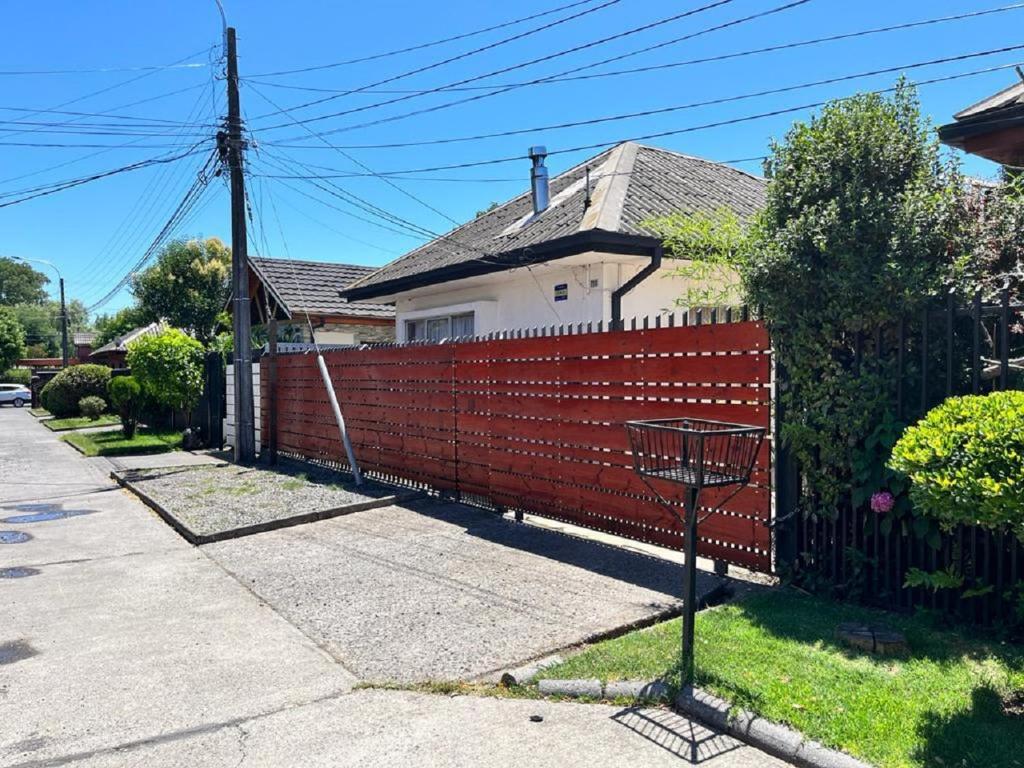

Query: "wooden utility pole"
left=58, top=277, right=68, bottom=368
left=225, top=26, right=256, bottom=464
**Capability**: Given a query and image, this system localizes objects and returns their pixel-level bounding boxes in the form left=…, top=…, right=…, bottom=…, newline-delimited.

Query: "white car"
left=0, top=383, right=31, bottom=407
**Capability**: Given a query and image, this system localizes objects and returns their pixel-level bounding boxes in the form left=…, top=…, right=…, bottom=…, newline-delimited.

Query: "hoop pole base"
left=681, top=485, right=700, bottom=687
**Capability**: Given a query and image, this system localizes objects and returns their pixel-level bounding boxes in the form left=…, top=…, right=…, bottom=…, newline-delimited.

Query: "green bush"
left=78, top=396, right=106, bottom=420
left=39, top=364, right=111, bottom=417
left=889, top=391, right=1024, bottom=541
left=1, top=367, right=31, bottom=386
left=108, top=375, right=142, bottom=438
left=126, top=328, right=204, bottom=426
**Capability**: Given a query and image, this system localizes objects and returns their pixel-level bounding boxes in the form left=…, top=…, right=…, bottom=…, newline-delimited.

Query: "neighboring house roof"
left=91, top=322, right=164, bottom=356
left=72, top=331, right=96, bottom=346
left=342, top=142, right=765, bottom=301
left=248, top=257, right=394, bottom=320
left=939, top=77, right=1024, bottom=165
left=954, top=80, right=1024, bottom=120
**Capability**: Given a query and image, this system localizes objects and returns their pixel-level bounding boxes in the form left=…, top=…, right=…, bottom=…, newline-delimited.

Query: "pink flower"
left=870, top=491, right=895, bottom=514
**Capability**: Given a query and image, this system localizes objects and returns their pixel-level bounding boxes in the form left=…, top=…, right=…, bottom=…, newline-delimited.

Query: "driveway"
left=0, top=407, right=788, bottom=767
left=207, top=499, right=704, bottom=682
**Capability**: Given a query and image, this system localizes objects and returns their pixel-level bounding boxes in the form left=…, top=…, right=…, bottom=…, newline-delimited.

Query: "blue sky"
left=0, top=0, right=1017, bottom=314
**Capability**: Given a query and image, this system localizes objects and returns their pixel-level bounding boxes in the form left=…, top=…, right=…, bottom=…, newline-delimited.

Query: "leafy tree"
left=108, top=375, right=142, bottom=438
left=131, top=238, right=230, bottom=344
left=966, top=176, right=1024, bottom=298
left=742, top=81, right=970, bottom=512
left=12, top=303, right=58, bottom=356
left=126, top=328, right=204, bottom=426
left=0, top=257, right=48, bottom=306
left=0, top=306, right=26, bottom=371
left=93, top=305, right=149, bottom=347
left=643, top=206, right=749, bottom=306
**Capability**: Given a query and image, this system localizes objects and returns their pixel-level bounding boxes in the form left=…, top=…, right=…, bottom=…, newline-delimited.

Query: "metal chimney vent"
left=528, top=145, right=549, bottom=215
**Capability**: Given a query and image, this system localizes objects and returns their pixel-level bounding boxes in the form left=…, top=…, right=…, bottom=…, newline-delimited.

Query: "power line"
left=0, top=83, right=215, bottom=188
left=267, top=44, right=1024, bottom=151
left=0, top=45, right=216, bottom=144
left=86, top=149, right=220, bottom=312
left=251, top=3, right=1024, bottom=97
left=246, top=80, right=461, bottom=226
left=0, top=141, right=213, bottom=208
left=250, top=0, right=610, bottom=77
left=251, top=60, right=1023, bottom=180
left=256, top=0, right=809, bottom=137
left=252, top=0, right=625, bottom=121
left=0, top=60, right=210, bottom=76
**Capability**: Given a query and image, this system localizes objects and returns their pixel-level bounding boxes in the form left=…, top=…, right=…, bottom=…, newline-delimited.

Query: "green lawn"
left=538, top=589, right=1024, bottom=768
left=29, top=408, right=51, bottom=418
left=61, top=428, right=183, bottom=457
left=44, top=414, right=121, bottom=431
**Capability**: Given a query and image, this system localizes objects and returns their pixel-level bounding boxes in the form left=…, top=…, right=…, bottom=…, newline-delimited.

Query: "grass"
left=29, top=408, right=51, bottom=418
left=43, top=414, right=121, bottom=431
left=61, top=427, right=183, bottom=457
left=537, top=589, right=1024, bottom=768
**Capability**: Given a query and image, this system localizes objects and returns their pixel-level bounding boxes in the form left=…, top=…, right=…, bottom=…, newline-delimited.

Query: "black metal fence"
left=778, top=286, right=1024, bottom=625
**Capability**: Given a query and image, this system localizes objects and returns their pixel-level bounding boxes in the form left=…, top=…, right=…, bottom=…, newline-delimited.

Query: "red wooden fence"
left=262, top=321, right=773, bottom=571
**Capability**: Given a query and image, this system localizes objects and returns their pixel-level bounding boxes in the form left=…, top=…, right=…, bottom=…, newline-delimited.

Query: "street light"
left=13, top=256, right=68, bottom=368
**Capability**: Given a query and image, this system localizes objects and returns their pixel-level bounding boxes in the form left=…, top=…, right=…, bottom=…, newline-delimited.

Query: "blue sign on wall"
left=554, top=283, right=568, bottom=302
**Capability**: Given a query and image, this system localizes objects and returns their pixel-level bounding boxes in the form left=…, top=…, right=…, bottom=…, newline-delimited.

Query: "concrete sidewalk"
left=0, top=408, right=790, bottom=767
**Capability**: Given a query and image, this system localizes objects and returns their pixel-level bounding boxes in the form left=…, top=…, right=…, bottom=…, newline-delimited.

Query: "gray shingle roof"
left=250, top=257, right=394, bottom=318
left=344, top=142, right=765, bottom=298
left=91, top=322, right=164, bottom=355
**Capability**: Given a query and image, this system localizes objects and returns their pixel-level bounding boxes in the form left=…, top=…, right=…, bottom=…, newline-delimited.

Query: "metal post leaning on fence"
left=626, top=418, right=766, bottom=687
left=317, top=353, right=362, bottom=486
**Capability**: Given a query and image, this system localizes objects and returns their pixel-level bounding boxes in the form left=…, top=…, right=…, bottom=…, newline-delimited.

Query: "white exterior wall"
left=392, top=252, right=740, bottom=339
left=224, top=363, right=261, bottom=454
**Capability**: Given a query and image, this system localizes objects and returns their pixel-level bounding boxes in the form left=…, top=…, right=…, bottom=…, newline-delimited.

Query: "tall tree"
left=742, top=81, right=970, bottom=511
left=131, top=237, right=230, bottom=344
left=0, top=257, right=49, bottom=306
left=12, top=303, right=58, bottom=356
left=93, top=305, right=150, bottom=347
left=0, top=306, right=26, bottom=371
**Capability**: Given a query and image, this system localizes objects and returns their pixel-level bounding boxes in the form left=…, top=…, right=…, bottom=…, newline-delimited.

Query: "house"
left=244, top=257, right=395, bottom=346
left=72, top=331, right=96, bottom=362
left=939, top=78, right=1024, bottom=165
left=88, top=322, right=163, bottom=368
left=339, top=142, right=765, bottom=341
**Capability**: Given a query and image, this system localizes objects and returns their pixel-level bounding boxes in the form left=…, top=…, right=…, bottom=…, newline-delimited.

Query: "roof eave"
left=939, top=105, right=1024, bottom=164
left=340, top=229, right=660, bottom=302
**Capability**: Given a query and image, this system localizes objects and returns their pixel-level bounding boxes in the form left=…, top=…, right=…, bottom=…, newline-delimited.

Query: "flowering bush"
left=889, top=391, right=1024, bottom=541
left=870, top=491, right=895, bottom=514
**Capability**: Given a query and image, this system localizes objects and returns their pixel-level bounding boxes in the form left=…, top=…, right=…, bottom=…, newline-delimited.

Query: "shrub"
left=78, top=396, right=106, bottom=420
left=39, top=364, right=111, bottom=417
left=741, top=81, right=970, bottom=514
left=889, top=391, right=1024, bottom=541
left=108, top=375, right=142, bottom=438
left=127, top=328, right=204, bottom=426
left=1, top=367, right=31, bottom=386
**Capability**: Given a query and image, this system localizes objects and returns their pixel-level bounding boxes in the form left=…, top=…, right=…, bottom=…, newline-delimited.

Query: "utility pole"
left=225, top=26, right=256, bottom=464
left=58, top=277, right=68, bottom=368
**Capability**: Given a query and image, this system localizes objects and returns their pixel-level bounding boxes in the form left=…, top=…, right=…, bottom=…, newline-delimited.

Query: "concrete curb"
left=111, top=470, right=422, bottom=545
left=532, top=677, right=670, bottom=703
left=675, top=686, right=873, bottom=768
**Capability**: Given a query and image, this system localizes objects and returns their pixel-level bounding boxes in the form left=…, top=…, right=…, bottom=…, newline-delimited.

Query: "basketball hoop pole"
left=681, top=484, right=700, bottom=688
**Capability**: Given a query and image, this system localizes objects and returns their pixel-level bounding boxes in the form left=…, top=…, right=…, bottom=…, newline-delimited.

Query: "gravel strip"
left=120, top=459, right=408, bottom=538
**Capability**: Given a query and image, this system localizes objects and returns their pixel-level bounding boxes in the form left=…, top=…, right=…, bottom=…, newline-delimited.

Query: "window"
left=406, top=312, right=474, bottom=342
